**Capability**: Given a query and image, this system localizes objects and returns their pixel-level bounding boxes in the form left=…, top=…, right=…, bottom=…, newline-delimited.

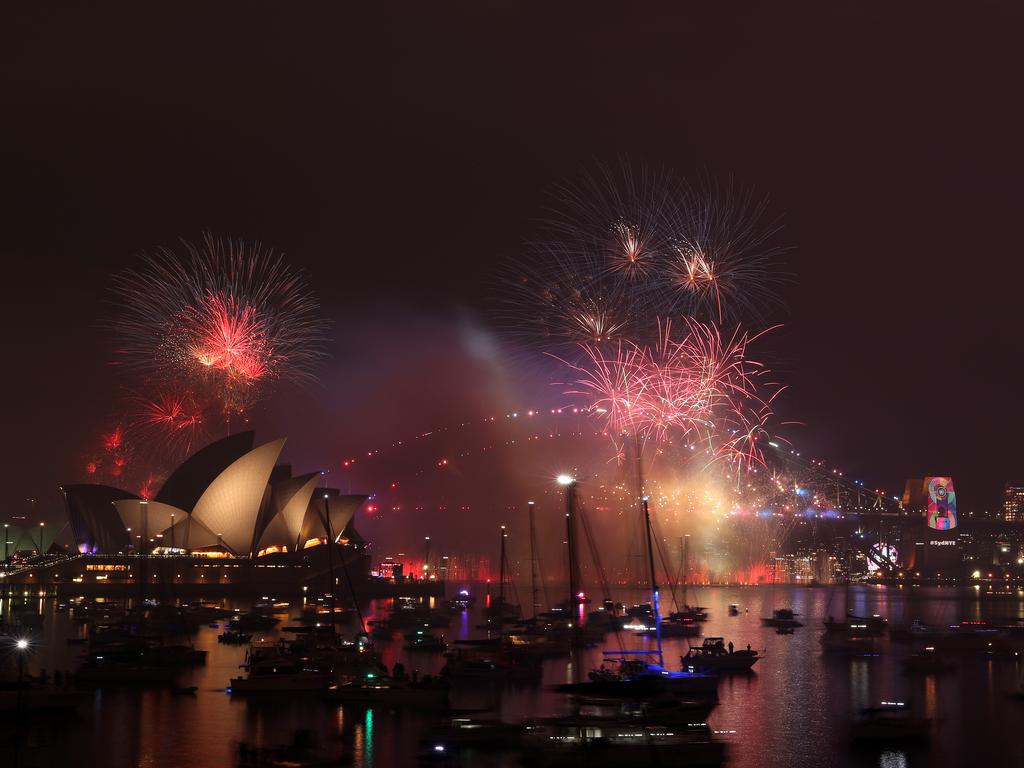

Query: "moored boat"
left=683, top=637, right=761, bottom=673
left=522, top=716, right=726, bottom=767
left=824, top=612, right=888, bottom=636
left=558, top=659, right=719, bottom=699
left=762, top=608, right=803, bottom=628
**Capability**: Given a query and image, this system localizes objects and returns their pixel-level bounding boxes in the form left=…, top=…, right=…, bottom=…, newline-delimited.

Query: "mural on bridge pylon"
left=926, top=476, right=957, bottom=531
left=866, top=542, right=899, bottom=572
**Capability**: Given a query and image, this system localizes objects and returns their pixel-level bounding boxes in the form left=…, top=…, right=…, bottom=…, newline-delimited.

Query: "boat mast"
left=322, top=494, right=338, bottom=625
left=682, top=535, right=689, bottom=609
left=642, top=496, right=664, bottom=668
left=498, top=525, right=507, bottom=618
left=528, top=501, right=540, bottom=619
left=565, top=480, right=582, bottom=684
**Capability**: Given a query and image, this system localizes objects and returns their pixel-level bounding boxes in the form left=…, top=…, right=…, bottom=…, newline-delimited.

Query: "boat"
left=446, top=589, right=475, bottom=612
left=643, top=616, right=701, bottom=638
left=218, top=630, right=253, bottom=645
left=522, top=716, right=726, bottom=767
left=819, top=631, right=880, bottom=656
left=404, top=628, right=448, bottom=652
left=728, top=604, right=740, bottom=616
left=172, top=685, right=198, bottom=695
left=323, top=674, right=449, bottom=707
left=229, top=659, right=332, bottom=694
left=483, top=525, right=521, bottom=622
left=229, top=611, right=280, bottom=631
left=440, top=650, right=542, bottom=682
left=901, top=646, right=955, bottom=674
left=851, top=701, right=929, bottom=743
left=761, top=608, right=803, bottom=628
left=825, top=554, right=887, bottom=637
left=298, top=603, right=355, bottom=625
left=229, top=641, right=334, bottom=693
left=503, top=632, right=571, bottom=660
left=683, top=638, right=761, bottom=673
left=566, top=497, right=719, bottom=700
left=889, top=619, right=1007, bottom=650
left=558, top=659, right=719, bottom=699
left=823, top=613, right=888, bottom=636
left=575, top=695, right=717, bottom=726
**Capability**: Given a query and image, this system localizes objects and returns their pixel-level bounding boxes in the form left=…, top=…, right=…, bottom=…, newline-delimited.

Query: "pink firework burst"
left=555, top=319, right=783, bottom=470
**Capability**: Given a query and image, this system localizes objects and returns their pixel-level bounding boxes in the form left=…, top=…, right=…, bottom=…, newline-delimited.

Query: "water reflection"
left=4, top=585, right=1024, bottom=767
left=879, top=750, right=908, bottom=768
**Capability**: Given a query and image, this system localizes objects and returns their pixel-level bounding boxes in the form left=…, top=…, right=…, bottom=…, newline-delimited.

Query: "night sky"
left=4, top=4, right=1024, bottom=527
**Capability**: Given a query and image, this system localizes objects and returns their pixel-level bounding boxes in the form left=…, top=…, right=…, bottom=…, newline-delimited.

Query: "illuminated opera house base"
left=5, top=548, right=442, bottom=599
left=24, top=432, right=443, bottom=598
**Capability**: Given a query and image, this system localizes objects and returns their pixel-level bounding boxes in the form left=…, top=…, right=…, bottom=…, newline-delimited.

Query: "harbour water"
left=6, top=584, right=1024, bottom=767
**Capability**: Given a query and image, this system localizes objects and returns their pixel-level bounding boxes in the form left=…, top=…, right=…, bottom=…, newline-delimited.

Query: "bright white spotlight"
left=557, top=475, right=575, bottom=486
left=16, top=639, right=28, bottom=650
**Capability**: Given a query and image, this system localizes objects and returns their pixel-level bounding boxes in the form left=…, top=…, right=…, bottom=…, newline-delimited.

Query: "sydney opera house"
left=8, top=433, right=422, bottom=597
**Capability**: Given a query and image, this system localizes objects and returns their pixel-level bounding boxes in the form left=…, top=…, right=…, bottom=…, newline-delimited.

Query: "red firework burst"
left=185, top=293, right=273, bottom=382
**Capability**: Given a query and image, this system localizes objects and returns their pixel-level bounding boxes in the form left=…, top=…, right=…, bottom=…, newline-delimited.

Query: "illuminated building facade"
left=1003, top=484, right=1024, bottom=522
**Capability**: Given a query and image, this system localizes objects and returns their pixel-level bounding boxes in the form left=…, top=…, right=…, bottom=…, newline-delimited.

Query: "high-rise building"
left=1003, top=484, right=1024, bottom=522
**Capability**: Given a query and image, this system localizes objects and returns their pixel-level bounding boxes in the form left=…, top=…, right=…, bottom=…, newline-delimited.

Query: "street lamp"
left=557, top=474, right=575, bottom=487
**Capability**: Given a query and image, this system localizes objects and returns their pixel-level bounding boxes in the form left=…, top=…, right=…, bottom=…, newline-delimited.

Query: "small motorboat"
left=683, top=637, right=761, bottom=673
left=902, top=646, right=955, bottom=674
left=762, top=608, right=803, bottom=629
left=728, top=604, right=740, bottom=616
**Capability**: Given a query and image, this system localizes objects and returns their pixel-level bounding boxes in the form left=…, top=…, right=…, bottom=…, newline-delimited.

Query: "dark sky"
left=3, top=3, right=1024, bottom=528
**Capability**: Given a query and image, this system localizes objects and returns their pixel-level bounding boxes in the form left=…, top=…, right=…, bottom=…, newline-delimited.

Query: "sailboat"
left=668, top=535, right=708, bottom=623
left=558, top=496, right=718, bottom=699
left=823, top=552, right=887, bottom=636
left=483, top=525, right=521, bottom=621
left=819, top=551, right=884, bottom=655
left=761, top=554, right=803, bottom=629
